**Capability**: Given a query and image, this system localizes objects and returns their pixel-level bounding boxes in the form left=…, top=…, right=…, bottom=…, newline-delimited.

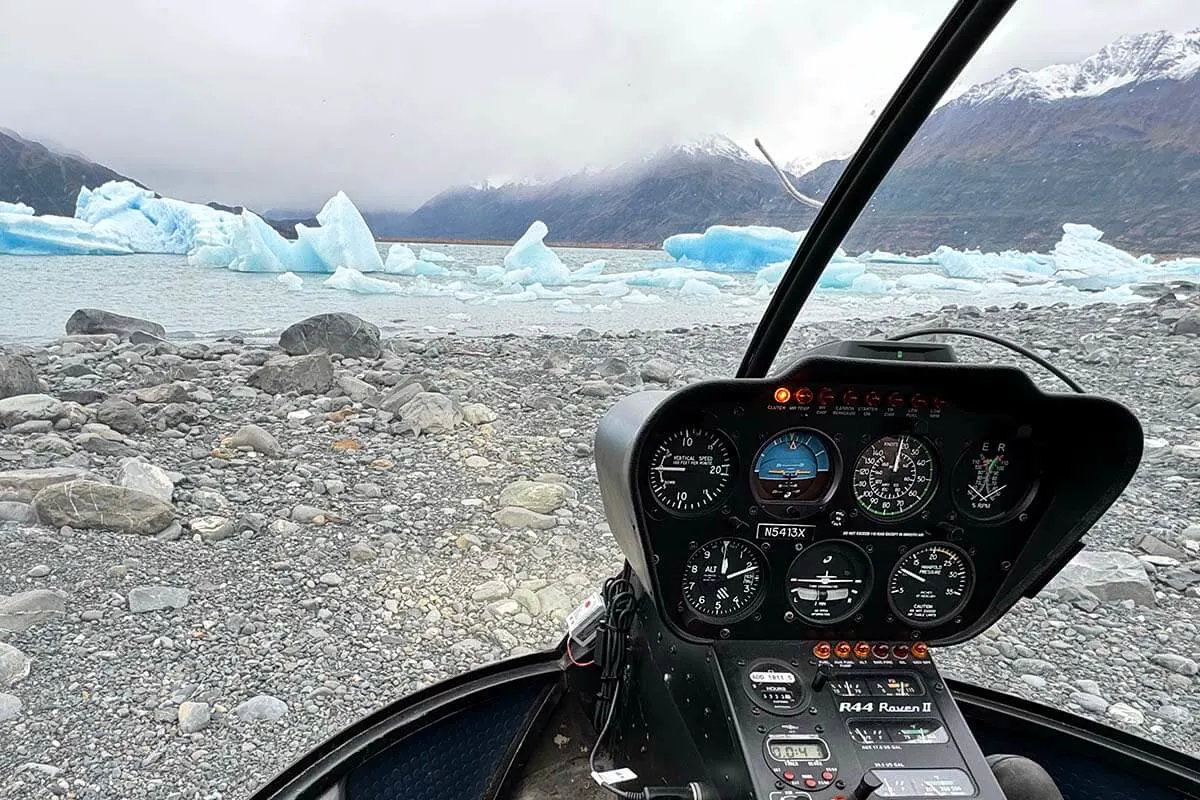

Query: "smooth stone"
left=191, top=516, right=236, bottom=543
left=492, top=506, right=558, bottom=530
left=127, top=586, right=190, bottom=613
left=461, top=402, right=498, bottom=425
left=279, top=313, right=381, bottom=359
left=178, top=701, right=211, bottom=734
left=0, top=643, right=31, bottom=688
left=33, top=480, right=174, bottom=535
left=0, top=589, right=66, bottom=633
left=223, top=423, right=282, bottom=456
left=0, top=692, right=21, bottom=722
left=233, top=694, right=288, bottom=723
left=117, top=459, right=175, bottom=503
left=498, top=480, right=572, bottom=514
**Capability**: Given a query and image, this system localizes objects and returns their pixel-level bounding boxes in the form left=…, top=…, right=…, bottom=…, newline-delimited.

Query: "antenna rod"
left=754, top=138, right=824, bottom=209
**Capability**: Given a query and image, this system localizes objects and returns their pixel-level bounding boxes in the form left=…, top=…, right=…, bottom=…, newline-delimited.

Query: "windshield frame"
left=736, top=0, right=1017, bottom=379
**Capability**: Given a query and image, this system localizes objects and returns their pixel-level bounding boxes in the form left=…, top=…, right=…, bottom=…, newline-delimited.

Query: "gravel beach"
left=2, top=295, right=1199, bottom=799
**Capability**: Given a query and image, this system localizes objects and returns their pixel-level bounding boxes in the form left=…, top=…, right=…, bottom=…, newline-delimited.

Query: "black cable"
left=588, top=681, right=641, bottom=800
left=886, top=326, right=1085, bottom=394
left=593, top=568, right=637, bottom=730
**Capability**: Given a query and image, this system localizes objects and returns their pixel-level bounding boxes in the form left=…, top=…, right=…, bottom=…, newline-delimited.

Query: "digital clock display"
left=767, top=739, right=828, bottom=761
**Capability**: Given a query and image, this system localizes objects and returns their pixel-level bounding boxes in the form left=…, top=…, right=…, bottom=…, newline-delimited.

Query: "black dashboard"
left=597, top=346, right=1143, bottom=647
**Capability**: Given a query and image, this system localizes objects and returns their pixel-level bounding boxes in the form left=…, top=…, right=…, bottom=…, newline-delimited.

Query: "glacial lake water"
left=0, top=242, right=1148, bottom=344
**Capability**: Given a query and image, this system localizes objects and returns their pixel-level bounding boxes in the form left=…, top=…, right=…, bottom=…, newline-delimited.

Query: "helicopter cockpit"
left=586, top=339, right=1140, bottom=800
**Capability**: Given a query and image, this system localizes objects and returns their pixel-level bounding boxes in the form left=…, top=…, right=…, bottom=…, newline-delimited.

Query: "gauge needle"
left=721, top=540, right=729, bottom=575
left=967, top=484, right=985, bottom=500
left=655, top=465, right=687, bottom=472
left=900, top=568, right=926, bottom=583
left=893, top=438, right=904, bottom=472
left=726, top=565, right=759, bottom=579
left=981, top=484, right=1007, bottom=501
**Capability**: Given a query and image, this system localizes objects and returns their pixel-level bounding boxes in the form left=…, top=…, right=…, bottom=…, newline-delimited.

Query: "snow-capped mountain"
left=662, top=133, right=760, bottom=162
left=955, top=28, right=1200, bottom=105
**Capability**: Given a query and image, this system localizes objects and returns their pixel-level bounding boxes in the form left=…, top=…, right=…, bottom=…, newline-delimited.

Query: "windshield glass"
left=2, top=1, right=1198, bottom=797
left=769, top=0, right=1198, bottom=761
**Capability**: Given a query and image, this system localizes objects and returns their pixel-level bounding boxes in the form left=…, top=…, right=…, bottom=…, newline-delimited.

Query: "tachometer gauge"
left=751, top=429, right=839, bottom=504
left=951, top=439, right=1038, bottom=523
left=887, top=542, right=974, bottom=627
left=646, top=428, right=735, bottom=514
left=682, top=538, right=766, bottom=622
left=852, top=434, right=936, bottom=521
left=784, top=540, right=873, bottom=624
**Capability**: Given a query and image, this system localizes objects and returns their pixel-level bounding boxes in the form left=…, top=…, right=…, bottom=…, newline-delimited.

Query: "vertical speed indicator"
left=646, top=428, right=735, bottom=514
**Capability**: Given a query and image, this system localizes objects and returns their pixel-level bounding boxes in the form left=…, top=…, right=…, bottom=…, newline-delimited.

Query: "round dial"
left=887, top=542, right=974, bottom=627
left=751, top=429, right=839, bottom=504
left=852, top=434, right=937, bottom=521
left=646, top=428, right=734, bottom=513
left=785, top=540, right=873, bottom=624
left=682, top=538, right=766, bottom=621
left=951, top=439, right=1038, bottom=523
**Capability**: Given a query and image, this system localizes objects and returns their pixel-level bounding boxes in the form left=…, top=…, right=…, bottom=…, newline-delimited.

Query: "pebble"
left=0, top=692, right=22, bottom=722
left=318, top=572, right=343, bottom=587
left=178, top=701, right=211, bottom=734
left=26, top=564, right=51, bottom=578
left=127, top=586, right=190, bottom=613
left=1107, top=702, right=1146, bottom=726
left=233, top=694, right=288, bottom=723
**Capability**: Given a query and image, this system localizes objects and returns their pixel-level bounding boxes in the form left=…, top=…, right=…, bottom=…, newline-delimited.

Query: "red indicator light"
left=783, top=771, right=795, bottom=782
left=864, top=391, right=881, bottom=407
left=887, top=391, right=905, bottom=408
left=841, top=389, right=860, bottom=406
left=813, top=642, right=832, bottom=659
left=822, top=771, right=835, bottom=781
left=872, top=643, right=891, bottom=659
left=795, top=387, right=814, bottom=404
left=834, top=641, right=852, bottom=659
left=910, top=393, right=928, bottom=409
left=931, top=396, right=946, bottom=411
left=774, top=387, right=792, bottom=404
left=911, top=641, right=929, bottom=659
left=892, top=644, right=910, bottom=659
left=854, top=641, right=871, bottom=659
left=818, top=387, right=836, bottom=406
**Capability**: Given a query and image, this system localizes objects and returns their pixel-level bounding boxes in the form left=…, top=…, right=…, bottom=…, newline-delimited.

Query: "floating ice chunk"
left=293, top=192, right=383, bottom=273
left=896, top=273, right=981, bottom=292
left=755, top=262, right=787, bottom=287
left=0, top=207, right=132, bottom=255
left=384, top=244, right=448, bottom=276
left=323, top=265, right=402, bottom=294
left=278, top=272, right=304, bottom=291
left=503, top=221, right=571, bottom=285
left=932, top=245, right=1054, bottom=279
left=819, top=262, right=867, bottom=289
left=850, top=274, right=888, bottom=294
left=419, top=248, right=454, bottom=262
left=627, top=267, right=736, bottom=289
left=574, top=259, right=607, bottom=278
left=859, top=250, right=937, bottom=265
left=621, top=289, right=664, bottom=305
left=1051, top=223, right=1148, bottom=290
left=554, top=299, right=586, bottom=314
left=663, top=224, right=804, bottom=271
left=680, top=278, right=722, bottom=297
left=205, top=211, right=301, bottom=273
left=475, top=264, right=506, bottom=283
left=563, top=282, right=630, bottom=298
left=0, top=201, right=34, bottom=215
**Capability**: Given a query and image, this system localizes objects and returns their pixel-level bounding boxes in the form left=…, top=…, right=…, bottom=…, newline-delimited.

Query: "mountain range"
left=3, top=28, right=1199, bottom=254
left=372, top=28, right=1200, bottom=254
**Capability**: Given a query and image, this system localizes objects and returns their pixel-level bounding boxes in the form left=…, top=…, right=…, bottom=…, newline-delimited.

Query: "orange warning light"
left=813, top=642, right=832, bottom=659
left=774, top=387, right=792, bottom=404
left=911, top=641, right=929, bottom=659
left=854, top=641, right=872, bottom=659
left=834, top=641, right=853, bottom=659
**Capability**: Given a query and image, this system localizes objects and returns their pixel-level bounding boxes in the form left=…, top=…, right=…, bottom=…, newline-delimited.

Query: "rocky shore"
left=1, top=298, right=1199, bottom=798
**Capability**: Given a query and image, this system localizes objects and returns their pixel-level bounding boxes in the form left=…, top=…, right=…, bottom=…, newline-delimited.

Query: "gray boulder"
left=133, top=382, right=191, bottom=405
left=128, top=585, right=190, bottom=613
left=499, top=480, right=572, bottom=514
left=95, top=398, right=147, bottom=434
left=0, top=501, right=34, bottom=523
left=492, top=506, right=558, bottom=530
left=247, top=354, right=334, bottom=395
left=279, top=313, right=381, bottom=359
left=376, top=381, right=425, bottom=414
left=336, top=374, right=379, bottom=404
left=33, top=480, right=174, bottom=535
left=640, top=358, right=679, bottom=383
left=233, top=694, right=288, bottom=722
left=0, top=394, right=62, bottom=428
left=66, top=308, right=166, bottom=340
left=0, top=643, right=30, bottom=688
left=191, top=515, right=236, bottom=542
left=0, top=467, right=90, bottom=503
left=117, top=459, right=175, bottom=503
left=0, top=353, right=40, bottom=400
left=0, top=590, right=66, bottom=634
left=398, top=392, right=462, bottom=435
left=0, top=693, right=21, bottom=723
left=223, top=424, right=281, bottom=456
left=1044, top=550, right=1156, bottom=607
left=1172, top=311, right=1200, bottom=335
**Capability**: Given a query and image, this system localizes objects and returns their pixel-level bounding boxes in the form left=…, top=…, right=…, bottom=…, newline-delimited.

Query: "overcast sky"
left=2, top=0, right=1196, bottom=212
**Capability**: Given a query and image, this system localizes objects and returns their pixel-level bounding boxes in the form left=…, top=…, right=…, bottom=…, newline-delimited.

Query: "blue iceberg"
left=503, top=221, right=572, bottom=285
left=419, top=247, right=454, bottom=262
left=663, top=224, right=804, bottom=271
left=323, top=266, right=402, bottom=294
